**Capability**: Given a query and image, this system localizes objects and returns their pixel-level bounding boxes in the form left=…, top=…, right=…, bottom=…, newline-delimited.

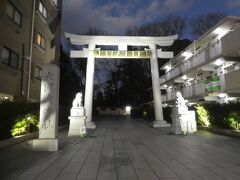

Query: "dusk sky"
left=62, top=0, right=240, bottom=39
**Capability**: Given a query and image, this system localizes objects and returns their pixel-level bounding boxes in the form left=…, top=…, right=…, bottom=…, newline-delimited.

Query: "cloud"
left=62, top=0, right=193, bottom=35
left=162, top=0, right=193, bottom=13
left=227, top=0, right=240, bottom=9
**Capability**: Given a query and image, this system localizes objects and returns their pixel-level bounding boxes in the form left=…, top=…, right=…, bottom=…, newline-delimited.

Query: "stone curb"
left=0, top=125, right=68, bottom=149
left=199, top=126, right=240, bottom=138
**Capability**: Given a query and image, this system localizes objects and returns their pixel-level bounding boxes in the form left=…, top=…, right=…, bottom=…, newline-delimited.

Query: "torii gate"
left=65, top=33, right=178, bottom=128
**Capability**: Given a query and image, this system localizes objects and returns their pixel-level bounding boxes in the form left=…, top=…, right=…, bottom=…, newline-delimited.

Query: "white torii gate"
left=65, top=33, right=178, bottom=128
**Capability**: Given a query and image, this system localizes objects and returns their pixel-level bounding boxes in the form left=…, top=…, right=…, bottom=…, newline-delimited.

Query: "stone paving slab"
left=1, top=116, right=240, bottom=180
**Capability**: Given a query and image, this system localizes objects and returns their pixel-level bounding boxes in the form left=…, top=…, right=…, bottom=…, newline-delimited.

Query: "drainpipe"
left=20, top=44, right=25, bottom=102
left=27, top=0, right=36, bottom=101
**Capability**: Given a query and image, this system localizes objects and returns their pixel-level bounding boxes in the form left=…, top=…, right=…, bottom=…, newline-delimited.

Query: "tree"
left=126, top=15, right=186, bottom=38
left=118, top=58, right=151, bottom=106
left=59, top=46, right=84, bottom=106
left=96, top=59, right=122, bottom=107
left=189, top=13, right=226, bottom=37
left=170, top=39, right=192, bottom=56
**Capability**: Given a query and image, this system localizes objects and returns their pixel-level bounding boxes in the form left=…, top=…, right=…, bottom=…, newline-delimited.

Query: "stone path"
left=2, top=116, right=240, bottom=180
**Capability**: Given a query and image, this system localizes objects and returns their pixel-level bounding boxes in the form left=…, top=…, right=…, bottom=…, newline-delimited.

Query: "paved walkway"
left=2, top=116, right=240, bottom=180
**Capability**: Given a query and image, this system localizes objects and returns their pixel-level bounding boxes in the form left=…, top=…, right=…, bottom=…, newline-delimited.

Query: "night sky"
left=62, top=0, right=240, bottom=39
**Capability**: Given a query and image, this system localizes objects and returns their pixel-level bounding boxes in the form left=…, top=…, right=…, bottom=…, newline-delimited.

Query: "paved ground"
left=1, top=116, right=240, bottom=180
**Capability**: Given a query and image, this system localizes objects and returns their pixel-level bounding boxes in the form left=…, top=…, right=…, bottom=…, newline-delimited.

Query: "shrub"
left=0, top=102, right=39, bottom=140
left=224, top=112, right=240, bottom=131
left=195, top=104, right=210, bottom=127
left=11, top=113, right=39, bottom=137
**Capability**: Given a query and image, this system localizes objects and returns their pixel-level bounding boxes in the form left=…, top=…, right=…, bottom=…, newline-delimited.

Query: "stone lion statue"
left=72, top=92, right=83, bottom=108
left=175, top=91, right=185, bottom=107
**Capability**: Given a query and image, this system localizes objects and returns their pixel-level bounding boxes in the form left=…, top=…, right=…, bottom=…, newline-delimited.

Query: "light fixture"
left=163, top=103, right=168, bottom=107
left=182, top=75, right=188, bottom=80
left=164, top=84, right=168, bottom=88
left=214, top=59, right=224, bottom=66
left=164, top=65, right=171, bottom=72
left=213, top=27, right=228, bottom=39
left=218, top=93, right=227, bottom=98
left=182, top=52, right=193, bottom=59
left=188, top=77, right=195, bottom=81
left=188, top=102, right=196, bottom=106
left=4, top=96, right=9, bottom=100
left=213, top=27, right=223, bottom=35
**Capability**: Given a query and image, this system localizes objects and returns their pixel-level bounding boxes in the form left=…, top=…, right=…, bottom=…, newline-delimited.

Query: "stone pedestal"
left=172, top=110, right=197, bottom=135
left=171, top=108, right=188, bottom=135
left=68, top=116, right=87, bottom=137
left=171, top=91, right=197, bottom=135
left=68, top=93, right=87, bottom=137
left=86, top=121, right=96, bottom=129
left=32, top=139, right=58, bottom=151
left=187, top=111, right=197, bottom=133
left=71, top=107, right=85, bottom=117
left=153, top=120, right=171, bottom=128
left=33, top=64, right=59, bottom=151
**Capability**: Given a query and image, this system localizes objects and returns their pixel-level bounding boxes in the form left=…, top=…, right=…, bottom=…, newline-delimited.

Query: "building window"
left=6, top=1, right=22, bottom=26
left=36, top=33, right=46, bottom=49
left=1, top=46, right=19, bottom=69
left=52, top=0, right=58, bottom=6
left=35, top=66, right=42, bottom=79
left=39, top=1, right=47, bottom=19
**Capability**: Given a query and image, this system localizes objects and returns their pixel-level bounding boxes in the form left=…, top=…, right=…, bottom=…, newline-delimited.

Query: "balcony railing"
left=161, top=40, right=222, bottom=84
left=161, top=74, right=227, bottom=103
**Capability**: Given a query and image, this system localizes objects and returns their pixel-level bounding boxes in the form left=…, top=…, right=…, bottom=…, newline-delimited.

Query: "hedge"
left=0, top=102, right=39, bottom=140
left=131, top=102, right=240, bottom=130
left=195, top=102, right=240, bottom=129
left=0, top=102, right=70, bottom=140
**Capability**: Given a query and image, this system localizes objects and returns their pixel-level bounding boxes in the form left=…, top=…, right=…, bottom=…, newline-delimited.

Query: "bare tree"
left=127, top=15, right=186, bottom=38
left=189, top=12, right=226, bottom=37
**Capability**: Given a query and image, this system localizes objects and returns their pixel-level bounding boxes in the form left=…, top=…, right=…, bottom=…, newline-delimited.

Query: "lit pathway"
left=2, top=116, right=240, bottom=180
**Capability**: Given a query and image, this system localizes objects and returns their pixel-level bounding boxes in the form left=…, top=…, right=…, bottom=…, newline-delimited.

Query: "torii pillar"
left=84, top=44, right=96, bottom=129
left=150, top=44, right=171, bottom=127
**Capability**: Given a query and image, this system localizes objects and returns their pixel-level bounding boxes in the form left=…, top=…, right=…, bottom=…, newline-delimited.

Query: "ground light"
left=125, top=106, right=131, bottom=115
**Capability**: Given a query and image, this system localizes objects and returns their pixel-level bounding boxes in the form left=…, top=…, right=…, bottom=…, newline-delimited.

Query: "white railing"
left=162, top=90, right=176, bottom=102
left=161, top=40, right=222, bottom=84
left=162, top=70, right=240, bottom=103
left=182, top=81, right=205, bottom=98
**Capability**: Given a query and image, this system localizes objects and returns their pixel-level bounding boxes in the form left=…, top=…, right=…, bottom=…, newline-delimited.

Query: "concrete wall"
left=0, top=0, right=62, bottom=102
left=222, top=28, right=240, bottom=57
left=0, top=0, right=32, bottom=100
left=225, top=69, right=240, bottom=94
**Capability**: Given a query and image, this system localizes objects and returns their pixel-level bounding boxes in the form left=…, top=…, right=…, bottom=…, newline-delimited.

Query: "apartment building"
left=0, top=0, right=61, bottom=102
left=160, top=16, right=240, bottom=105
